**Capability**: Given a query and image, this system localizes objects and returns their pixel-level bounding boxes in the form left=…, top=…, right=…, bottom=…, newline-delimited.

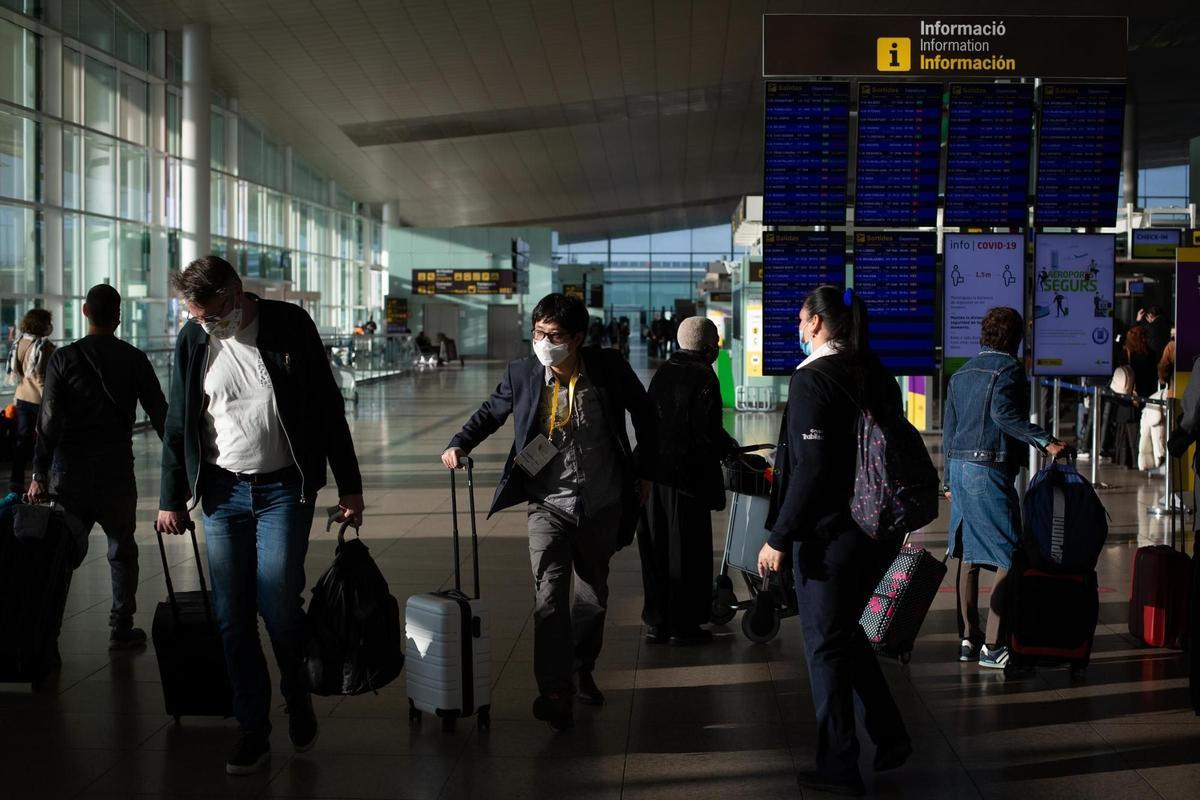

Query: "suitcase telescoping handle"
left=449, top=457, right=481, bottom=600
left=154, top=521, right=216, bottom=627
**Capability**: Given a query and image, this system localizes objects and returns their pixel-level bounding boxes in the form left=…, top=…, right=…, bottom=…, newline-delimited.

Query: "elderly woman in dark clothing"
left=638, top=317, right=737, bottom=644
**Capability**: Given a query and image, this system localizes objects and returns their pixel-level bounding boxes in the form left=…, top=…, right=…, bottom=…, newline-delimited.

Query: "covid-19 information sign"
left=943, top=234, right=1025, bottom=374
left=1032, top=234, right=1115, bottom=377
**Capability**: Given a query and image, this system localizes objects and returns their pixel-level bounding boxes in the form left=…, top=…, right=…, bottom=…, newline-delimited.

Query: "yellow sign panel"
left=876, top=37, right=911, bottom=72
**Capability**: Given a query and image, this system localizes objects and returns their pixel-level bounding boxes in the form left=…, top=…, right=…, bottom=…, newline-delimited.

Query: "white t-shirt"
left=202, top=314, right=293, bottom=474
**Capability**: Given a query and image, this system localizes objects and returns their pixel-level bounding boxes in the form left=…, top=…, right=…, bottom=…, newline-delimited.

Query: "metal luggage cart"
left=710, top=444, right=797, bottom=643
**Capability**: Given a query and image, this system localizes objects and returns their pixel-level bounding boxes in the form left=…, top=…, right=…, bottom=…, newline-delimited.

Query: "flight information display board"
left=853, top=232, right=938, bottom=374
left=763, top=231, right=847, bottom=375
left=763, top=81, right=850, bottom=226
left=944, top=83, right=1034, bottom=228
left=1034, top=84, right=1125, bottom=228
left=413, top=269, right=515, bottom=296
left=854, top=83, right=942, bottom=227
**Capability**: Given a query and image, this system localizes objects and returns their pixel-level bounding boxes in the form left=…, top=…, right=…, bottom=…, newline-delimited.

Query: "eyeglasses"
left=189, top=291, right=235, bottom=324
left=532, top=328, right=570, bottom=345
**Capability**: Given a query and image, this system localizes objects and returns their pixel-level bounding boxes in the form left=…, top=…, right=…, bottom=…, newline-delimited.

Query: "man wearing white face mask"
left=157, top=256, right=364, bottom=775
left=442, top=293, right=657, bottom=732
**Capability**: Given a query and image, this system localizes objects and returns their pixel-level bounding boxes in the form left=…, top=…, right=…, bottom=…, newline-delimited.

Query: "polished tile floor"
left=1, top=352, right=1197, bottom=799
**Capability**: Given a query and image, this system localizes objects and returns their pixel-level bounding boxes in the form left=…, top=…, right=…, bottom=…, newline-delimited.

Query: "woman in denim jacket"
left=943, top=308, right=1066, bottom=668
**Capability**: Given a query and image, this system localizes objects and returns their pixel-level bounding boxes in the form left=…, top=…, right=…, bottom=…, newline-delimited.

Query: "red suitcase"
left=1129, top=460, right=1192, bottom=649
left=859, top=541, right=948, bottom=663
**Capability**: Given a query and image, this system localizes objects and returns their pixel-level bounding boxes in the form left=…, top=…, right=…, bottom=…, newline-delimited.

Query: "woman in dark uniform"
left=757, top=285, right=911, bottom=797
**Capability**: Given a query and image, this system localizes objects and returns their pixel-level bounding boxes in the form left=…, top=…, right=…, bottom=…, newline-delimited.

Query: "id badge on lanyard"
left=515, top=368, right=578, bottom=477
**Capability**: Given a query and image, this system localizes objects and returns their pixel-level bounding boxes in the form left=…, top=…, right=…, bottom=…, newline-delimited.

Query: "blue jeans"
left=202, top=466, right=315, bottom=735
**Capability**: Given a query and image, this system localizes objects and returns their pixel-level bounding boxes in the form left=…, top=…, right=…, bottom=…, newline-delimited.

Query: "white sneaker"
left=978, top=644, right=1010, bottom=669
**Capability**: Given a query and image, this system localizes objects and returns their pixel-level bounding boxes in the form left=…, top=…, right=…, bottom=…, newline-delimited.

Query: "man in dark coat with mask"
left=638, top=317, right=738, bottom=644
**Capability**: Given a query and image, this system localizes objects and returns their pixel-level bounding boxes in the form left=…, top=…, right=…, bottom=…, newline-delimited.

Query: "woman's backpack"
left=809, top=363, right=941, bottom=540
left=1022, top=460, right=1108, bottom=572
left=305, top=520, right=404, bottom=696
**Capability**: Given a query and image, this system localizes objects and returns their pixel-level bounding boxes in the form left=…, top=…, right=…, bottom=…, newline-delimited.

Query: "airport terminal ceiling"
left=117, top=0, right=1200, bottom=243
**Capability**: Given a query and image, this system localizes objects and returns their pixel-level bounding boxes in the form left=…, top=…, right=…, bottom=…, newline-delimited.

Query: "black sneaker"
left=576, top=672, right=605, bottom=707
left=873, top=739, right=913, bottom=772
left=226, top=732, right=271, bottom=776
left=796, top=770, right=865, bottom=797
left=287, top=694, right=319, bottom=753
left=532, top=693, right=574, bottom=731
left=108, top=626, right=148, bottom=650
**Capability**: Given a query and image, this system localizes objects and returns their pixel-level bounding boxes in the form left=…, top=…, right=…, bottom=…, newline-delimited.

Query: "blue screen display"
left=763, top=231, right=846, bottom=376
left=1035, top=84, right=1125, bottom=228
left=944, top=83, right=1034, bottom=228
left=854, top=83, right=942, bottom=228
left=763, top=81, right=850, bottom=226
left=853, top=231, right=938, bottom=375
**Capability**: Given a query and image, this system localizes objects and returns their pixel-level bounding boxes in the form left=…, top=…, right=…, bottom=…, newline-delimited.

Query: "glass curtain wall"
left=0, top=1, right=384, bottom=350
left=553, top=224, right=739, bottom=318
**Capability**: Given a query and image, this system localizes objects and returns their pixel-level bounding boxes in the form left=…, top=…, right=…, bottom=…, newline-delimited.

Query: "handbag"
left=13, top=500, right=88, bottom=568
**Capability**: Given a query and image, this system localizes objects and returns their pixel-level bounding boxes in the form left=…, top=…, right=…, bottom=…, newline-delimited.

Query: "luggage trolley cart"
left=710, top=444, right=798, bottom=643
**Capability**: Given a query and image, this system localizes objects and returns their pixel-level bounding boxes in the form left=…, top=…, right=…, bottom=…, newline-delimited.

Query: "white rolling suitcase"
left=405, top=458, right=491, bottom=732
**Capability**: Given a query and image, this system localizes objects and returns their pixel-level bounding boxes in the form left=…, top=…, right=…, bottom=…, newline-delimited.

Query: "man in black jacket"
left=29, top=284, right=167, bottom=648
left=638, top=317, right=737, bottom=644
left=441, top=293, right=656, bottom=732
left=156, top=256, right=364, bottom=775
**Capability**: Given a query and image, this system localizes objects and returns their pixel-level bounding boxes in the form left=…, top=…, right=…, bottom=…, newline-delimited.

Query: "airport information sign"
left=763, top=231, right=846, bottom=375
left=854, top=83, right=942, bottom=227
left=944, top=83, right=1034, bottom=228
left=1131, top=229, right=1181, bottom=259
left=763, top=81, right=850, bottom=225
left=1035, top=84, right=1125, bottom=228
left=853, top=232, right=938, bottom=374
left=943, top=233, right=1026, bottom=374
left=412, top=269, right=516, bottom=296
left=1032, top=234, right=1115, bottom=377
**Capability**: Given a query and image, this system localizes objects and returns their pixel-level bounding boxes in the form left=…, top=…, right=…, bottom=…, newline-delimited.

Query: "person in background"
left=441, top=293, right=656, bottom=733
left=1138, top=306, right=1172, bottom=362
left=943, top=308, right=1067, bottom=671
left=757, top=286, right=911, bottom=797
left=7, top=309, right=55, bottom=493
left=157, top=256, right=364, bottom=776
left=638, top=317, right=737, bottom=645
left=1159, top=331, right=1176, bottom=393
left=1125, top=325, right=1159, bottom=400
left=28, top=285, right=167, bottom=648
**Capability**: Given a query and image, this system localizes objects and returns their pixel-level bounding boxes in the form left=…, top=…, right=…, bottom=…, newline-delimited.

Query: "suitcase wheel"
left=710, top=586, right=738, bottom=626
left=477, top=709, right=490, bottom=732
left=898, top=651, right=912, bottom=666
left=441, top=716, right=456, bottom=733
left=1069, top=664, right=1087, bottom=682
left=173, top=715, right=181, bottom=725
left=742, top=603, right=780, bottom=644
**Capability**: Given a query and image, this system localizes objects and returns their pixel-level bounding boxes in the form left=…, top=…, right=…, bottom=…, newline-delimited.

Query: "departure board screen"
left=1035, top=84, right=1125, bottom=228
left=853, top=231, right=938, bottom=374
left=854, top=83, right=942, bottom=227
left=944, top=83, right=1034, bottom=228
left=763, top=81, right=850, bottom=226
left=763, top=231, right=846, bottom=375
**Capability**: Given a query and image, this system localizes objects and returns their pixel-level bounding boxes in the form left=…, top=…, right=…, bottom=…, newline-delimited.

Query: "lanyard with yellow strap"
left=548, top=365, right=580, bottom=441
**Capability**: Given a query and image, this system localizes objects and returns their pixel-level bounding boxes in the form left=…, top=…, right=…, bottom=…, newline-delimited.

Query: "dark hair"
left=532, top=293, right=588, bottom=336
left=171, top=256, right=239, bottom=306
left=20, top=308, right=53, bottom=337
left=85, top=284, right=122, bottom=329
left=1146, top=305, right=1165, bottom=319
left=980, top=307, right=1024, bottom=353
left=1125, top=324, right=1152, bottom=358
left=802, top=285, right=869, bottom=355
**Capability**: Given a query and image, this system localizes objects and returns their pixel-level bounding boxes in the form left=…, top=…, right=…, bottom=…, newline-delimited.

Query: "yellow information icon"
left=876, top=37, right=911, bottom=72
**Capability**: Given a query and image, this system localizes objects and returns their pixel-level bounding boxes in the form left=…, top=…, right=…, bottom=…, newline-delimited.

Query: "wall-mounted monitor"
left=762, top=81, right=850, bottom=226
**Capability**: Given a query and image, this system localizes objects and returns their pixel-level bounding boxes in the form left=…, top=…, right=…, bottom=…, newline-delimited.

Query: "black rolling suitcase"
left=151, top=524, right=234, bottom=721
left=0, top=504, right=77, bottom=686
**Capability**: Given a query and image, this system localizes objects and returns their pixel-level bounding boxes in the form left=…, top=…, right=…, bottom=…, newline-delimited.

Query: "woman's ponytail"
left=803, top=285, right=872, bottom=356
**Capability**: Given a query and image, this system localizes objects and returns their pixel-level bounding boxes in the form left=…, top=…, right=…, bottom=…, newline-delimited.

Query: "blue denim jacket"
left=943, top=349, right=1052, bottom=475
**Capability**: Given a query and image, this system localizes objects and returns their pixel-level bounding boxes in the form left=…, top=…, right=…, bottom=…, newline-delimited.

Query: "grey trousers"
left=527, top=503, right=621, bottom=695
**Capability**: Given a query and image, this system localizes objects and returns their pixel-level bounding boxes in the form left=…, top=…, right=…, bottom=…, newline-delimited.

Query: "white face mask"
left=533, top=337, right=571, bottom=367
left=201, top=306, right=243, bottom=340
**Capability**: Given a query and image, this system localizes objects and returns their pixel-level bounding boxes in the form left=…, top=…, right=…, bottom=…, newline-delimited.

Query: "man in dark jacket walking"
left=638, top=317, right=737, bottom=644
left=28, top=284, right=168, bottom=648
left=441, top=293, right=656, bottom=732
left=156, top=256, right=364, bottom=775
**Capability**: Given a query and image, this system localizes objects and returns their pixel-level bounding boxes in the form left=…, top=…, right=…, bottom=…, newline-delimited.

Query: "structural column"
left=180, top=23, right=211, bottom=266
left=1122, top=92, right=1137, bottom=208
left=41, top=17, right=64, bottom=329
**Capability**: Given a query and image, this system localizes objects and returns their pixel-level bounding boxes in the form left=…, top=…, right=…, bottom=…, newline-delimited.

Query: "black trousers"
left=793, top=528, right=909, bottom=783
left=637, top=483, right=713, bottom=632
left=8, top=399, right=38, bottom=491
